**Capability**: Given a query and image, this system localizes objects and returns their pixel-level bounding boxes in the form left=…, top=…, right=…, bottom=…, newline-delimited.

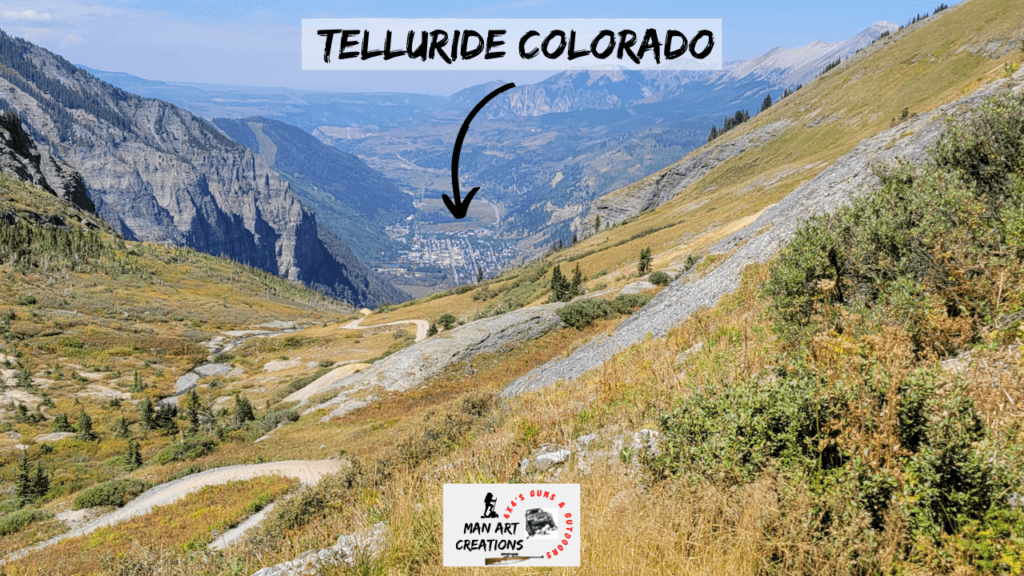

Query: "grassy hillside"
left=3, top=0, right=1024, bottom=573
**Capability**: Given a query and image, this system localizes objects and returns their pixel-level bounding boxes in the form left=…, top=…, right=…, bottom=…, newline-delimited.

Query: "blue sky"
left=1, top=0, right=952, bottom=93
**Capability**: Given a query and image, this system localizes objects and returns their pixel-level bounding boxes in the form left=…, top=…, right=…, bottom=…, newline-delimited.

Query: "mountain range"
left=0, top=30, right=408, bottom=308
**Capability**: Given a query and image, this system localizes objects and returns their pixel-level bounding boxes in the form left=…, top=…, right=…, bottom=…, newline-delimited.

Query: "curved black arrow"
left=445, top=82, right=516, bottom=219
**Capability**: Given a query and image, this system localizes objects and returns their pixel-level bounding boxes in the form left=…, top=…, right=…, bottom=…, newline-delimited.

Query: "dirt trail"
left=342, top=311, right=429, bottom=342
left=7, top=460, right=342, bottom=561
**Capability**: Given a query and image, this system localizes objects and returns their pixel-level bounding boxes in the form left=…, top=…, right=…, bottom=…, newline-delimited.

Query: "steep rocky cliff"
left=0, top=30, right=407, bottom=308
left=0, top=109, right=92, bottom=211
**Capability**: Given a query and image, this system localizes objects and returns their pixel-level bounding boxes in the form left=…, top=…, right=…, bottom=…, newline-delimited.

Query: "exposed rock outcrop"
left=503, top=67, right=1024, bottom=398
left=250, top=523, right=385, bottom=576
left=0, top=110, right=92, bottom=211
left=315, top=305, right=566, bottom=420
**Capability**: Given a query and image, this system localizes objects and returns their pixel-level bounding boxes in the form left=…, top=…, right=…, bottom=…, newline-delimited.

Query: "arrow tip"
left=443, top=187, right=479, bottom=219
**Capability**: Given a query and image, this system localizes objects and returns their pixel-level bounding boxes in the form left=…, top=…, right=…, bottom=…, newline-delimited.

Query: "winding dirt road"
left=342, top=312, right=430, bottom=342
left=7, top=460, right=342, bottom=561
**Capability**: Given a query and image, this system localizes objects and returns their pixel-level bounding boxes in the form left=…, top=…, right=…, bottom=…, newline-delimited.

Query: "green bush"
left=610, top=293, right=652, bottom=314
left=153, top=435, right=217, bottom=464
left=437, top=313, right=458, bottom=330
left=557, top=299, right=616, bottom=329
left=15, top=295, right=37, bottom=306
left=0, top=508, right=50, bottom=536
left=257, top=409, right=300, bottom=436
left=72, top=479, right=151, bottom=510
left=764, top=89, right=1024, bottom=354
left=649, top=271, right=672, bottom=286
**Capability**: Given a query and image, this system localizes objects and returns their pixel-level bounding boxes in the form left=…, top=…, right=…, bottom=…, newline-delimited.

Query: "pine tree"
left=130, top=370, right=144, bottom=393
left=139, top=396, right=155, bottom=430
left=549, top=265, right=571, bottom=302
left=476, top=266, right=484, bottom=283
left=568, top=264, right=585, bottom=298
left=52, top=412, right=73, bottom=432
left=16, top=369, right=31, bottom=389
left=572, top=233, right=578, bottom=245
left=114, top=415, right=131, bottom=439
left=427, top=323, right=439, bottom=337
left=76, top=410, right=97, bottom=441
left=594, top=215, right=601, bottom=231
left=761, top=94, right=773, bottom=112
left=31, top=463, right=49, bottom=499
left=708, top=125, right=718, bottom=143
left=15, top=453, right=31, bottom=503
left=185, top=389, right=201, bottom=435
left=154, top=403, right=178, bottom=436
left=233, top=393, right=255, bottom=427
left=125, top=438, right=143, bottom=470
left=638, top=246, right=653, bottom=276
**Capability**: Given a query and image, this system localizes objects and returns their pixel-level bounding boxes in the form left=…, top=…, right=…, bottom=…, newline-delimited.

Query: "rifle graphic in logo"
left=484, top=553, right=546, bottom=566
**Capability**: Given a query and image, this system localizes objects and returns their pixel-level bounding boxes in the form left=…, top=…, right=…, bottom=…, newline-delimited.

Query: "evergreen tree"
left=153, top=403, right=178, bottom=436
left=572, top=232, right=578, bottom=245
left=76, top=410, right=97, bottom=441
left=125, top=438, right=143, bottom=470
left=139, top=396, right=155, bottom=430
left=427, top=323, right=439, bottom=337
left=233, top=393, right=255, bottom=427
left=185, top=389, right=201, bottom=435
left=549, top=265, right=571, bottom=302
left=568, top=263, right=585, bottom=298
left=16, top=369, right=31, bottom=389
left=638, top=246, right=654, bottom=276
left=14, top=402, right=28, bottom=423
left=52, top=412, right=73, bottom=432
left=708, top=124, right=718, bottom=142
left=31, top=463, right=49, bottom=500
left=114, top=415, right=131, bottom=439
left=15, top=453, right=31, bottom=503
left=130, top=370, right=145, bottom=393
left=761, top=94, right=773, bottom=112
left=476, top=266, right=484, bottom=283
left=595, top=215, right=601, bottom=231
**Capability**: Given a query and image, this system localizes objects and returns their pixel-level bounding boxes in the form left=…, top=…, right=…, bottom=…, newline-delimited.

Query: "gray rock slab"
left=316, top=304, right=565, bottom=414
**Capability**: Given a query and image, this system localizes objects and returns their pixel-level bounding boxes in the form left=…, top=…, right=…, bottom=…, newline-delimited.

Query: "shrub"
left=610, top=293, right=652, bottom=314
left=557, top=299, right=616, bottom=329
left=15, top=295, right=36, bottom=306
left=437, top=313, right=458, bottom=330
left=256, top=409, right=299, bottom=436
left=0, top=508, right=50, bottom=536
left=763, top=89, right=1024, bottom=355
left=153, top=435, right=217, bottom=464
left=649, top=271, right=672, bottom=286
left=211, top=352, right=234, bottom=363
left=72, top=479, right=151, bottom=510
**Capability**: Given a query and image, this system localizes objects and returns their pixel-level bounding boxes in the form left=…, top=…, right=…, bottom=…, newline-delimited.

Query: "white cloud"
left=2, top=9, right=52, bottom=21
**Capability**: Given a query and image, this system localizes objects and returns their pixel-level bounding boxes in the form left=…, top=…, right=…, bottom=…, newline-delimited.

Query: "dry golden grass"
left=6, top=475, right=298, bottom=575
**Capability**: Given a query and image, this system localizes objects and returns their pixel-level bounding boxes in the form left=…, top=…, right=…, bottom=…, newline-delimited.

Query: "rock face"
left=502, top=67, right=1024, bottom=398
left=0, top=30, right=406, bottom=308
left=250, top=522, right=385, bottom=576
left=577, top=120, right=790, bottom=236
left=316, top=305, right=565, bottom=419
left=0, top=110, right=92, bottom=211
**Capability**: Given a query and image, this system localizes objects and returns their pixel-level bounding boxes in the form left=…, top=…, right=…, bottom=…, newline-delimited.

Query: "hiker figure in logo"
left=482, top=492, right=499, bottom=519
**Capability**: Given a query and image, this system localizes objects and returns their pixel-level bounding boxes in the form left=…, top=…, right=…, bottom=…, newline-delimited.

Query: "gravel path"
left=6, top=460, right=342, bottom=561
left=342, top=313, right=429, bottom=342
